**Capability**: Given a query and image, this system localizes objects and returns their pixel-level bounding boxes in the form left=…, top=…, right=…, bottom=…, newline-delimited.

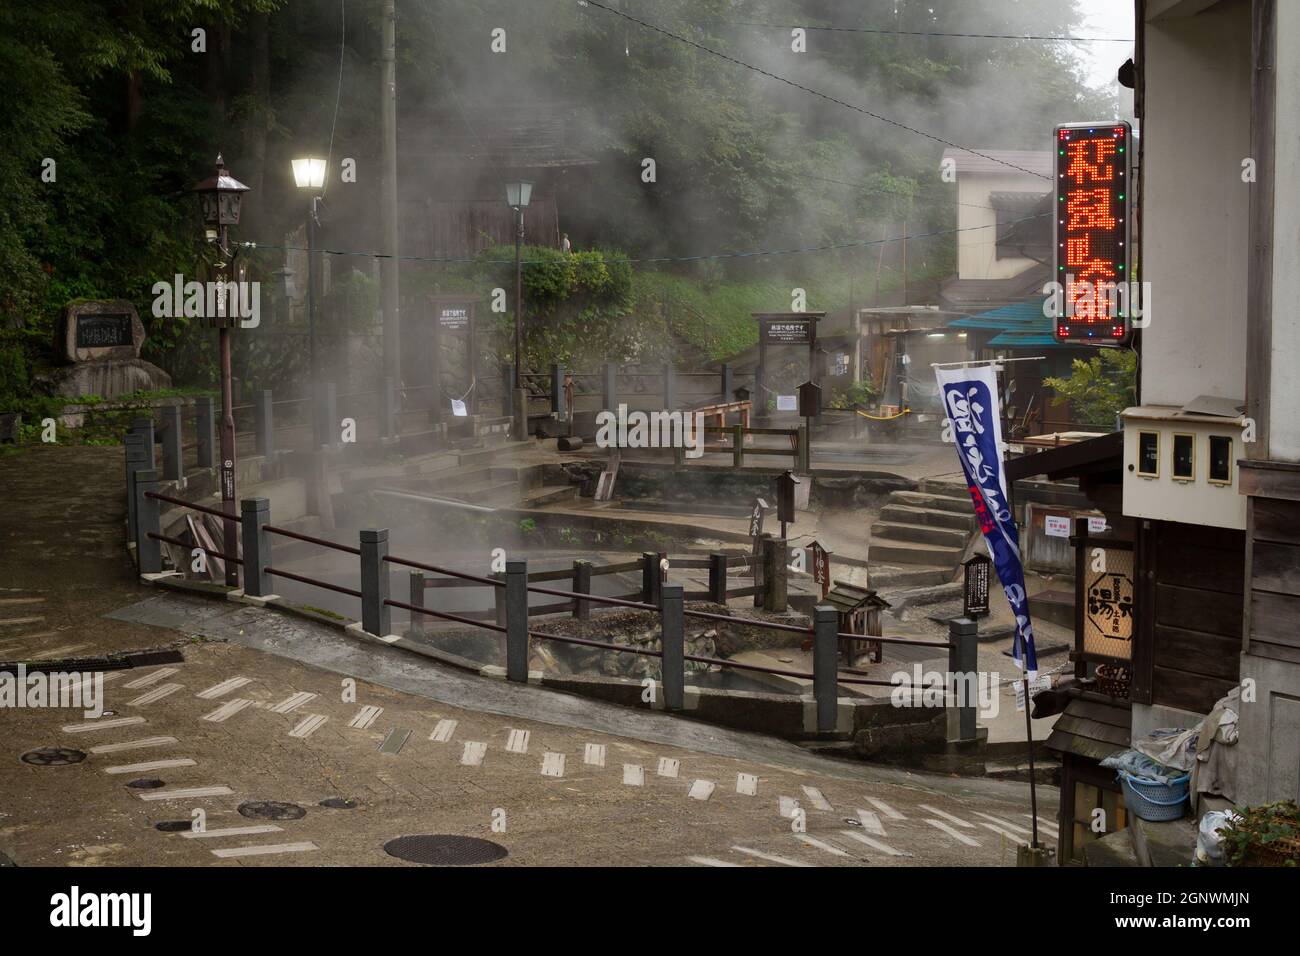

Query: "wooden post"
left=572, top=560, right=591, bottom=620
left=708, top=552, right=729, bottom=604
left=733, top=423, right=744, bottom=468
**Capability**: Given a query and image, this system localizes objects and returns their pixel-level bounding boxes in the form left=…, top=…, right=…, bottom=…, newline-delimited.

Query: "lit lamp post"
left=292, top=157, right=327, bottom=446
left=192, top=154, right=250, bottom=587
left=505, top=180, right=532, bottom=437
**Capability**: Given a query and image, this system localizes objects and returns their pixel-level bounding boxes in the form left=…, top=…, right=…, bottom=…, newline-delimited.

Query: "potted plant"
left=1220, top=800, right=1300, bottom=867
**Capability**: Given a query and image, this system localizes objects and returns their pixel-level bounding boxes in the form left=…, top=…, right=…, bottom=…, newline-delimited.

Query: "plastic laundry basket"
left=1119, top=770, right=1190, bottom=822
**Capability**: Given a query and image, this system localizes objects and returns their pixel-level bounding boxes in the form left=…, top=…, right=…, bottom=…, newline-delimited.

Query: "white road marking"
left=918, top=804, right=975, bottom=828
left=429, top=719, right=458, bottom=742
left=0, top=597, right=44, bottom=605
left=778, top=796, right=801, bottom=818
left=461, top=741, right=487, bottom=766
left=688, top=856, right=741, bottom=867
left=0, top=616, right=45, bottom=627
left=622, top=764, right=644, bottom=786
left=181, top=824, right=283, bottom=840
left=62, top=716, right=146, bottom=734
left=855, top=809, right=886, bottom=835
left=795, top=834, right=849, bottom=858
left=688, top=779, right=715, bottom=801
left=736, top=773, right=758, bottom=796
left=657, top=757, right=679, bottom=778
left=211, top=841, right=318, bottom=859
left=541, top=752, right=566, bottom=778
left=288, top=714, right=328, bottom=739
left=838, top=829, right=908, bottom=857
left=270, top=691, right=316, bottom=714
left=378, top=728, right=411, bottom=754
left=89, top=736, right=177, bottom=755
left=732, top=845, right=813, bottom=867
left=348, top=705, right=383, bottom=729
left=865, top=797, right=905, bottom=820
left=127, top=683, right=183, bottom=707
left=39, top=643, right=92, bottom=658
left=925, top=819, right=982, bottom=847
left=103, top=758, right=196, bottom=775
left=974, top=812, right=1033, bottom=836
left=801, top=786, right=833, bottom=811
left=505, top=729, right=530, bottom=753
left=979, top=821, right=1026, bottom=843
left=201, top=698, right=254, bottom=723
left=137, top=786, right=234, bottom=802
left=122, top=667, right=179, bottom=689
left=583, top=743, right=606, bottom=767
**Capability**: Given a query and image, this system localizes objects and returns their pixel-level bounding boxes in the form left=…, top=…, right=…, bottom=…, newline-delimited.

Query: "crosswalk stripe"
left=541, top=752, right=566, bottom=778
left=103, top=758, right=196, bottom=775
left=736, top=773, right=758, bottom=796
left=583, top=743, right=606, bottom=767
left=461, top=741, right=487, bottom=766
left=974, top=811, right=1033, bottom=836
left=918, top=804, right=975, bottom=828
left=505, top=729, right=529, bottom=753
left=688, top=856, right=742, bottom=867
left=866, top=797, right=905, bottom=820
left=127, top=683, right=183, bottom=707
left=795, top=834, right=850, bottom=858
left=122, top=667, right=179, bottom=689
left=269, top=691, right=316, bottom=714
left=979, top=821, right=1026, bottom=843
left=378, top=728, right=411, bottom=755
left=0, top=616, right=45, bottom=627
left=137, top=786, right=234, bottom=802
left=688, top=780, right=715, bottom=801
left=622, top=764, right=644, bottom=786
left=855, top=809, right=886, bottom=835
left=801, top=786, right=833, bottom=811
left=838, top=829, right=907, bottom=857
left=348, top=705, right=383, bottom=729
left=732, top=845, right=813, bottom=867
left=62, top=716, right=146, bottom=734
left=211, top=841, right=318, bottom=859
left=201, top=698, right=254, bottom=723
left=89, top=736, right=178, bottom=754
left=657, top=757, right=679, bottom=778
left=429, top=719, right=458, bottom=742
left=925, top=819, right=981, bottom=847
left=288, top=714, right=328, bottom=739
left=0, top=597, right=45, bottom=605
left=181, top=824, right=282, bottom=840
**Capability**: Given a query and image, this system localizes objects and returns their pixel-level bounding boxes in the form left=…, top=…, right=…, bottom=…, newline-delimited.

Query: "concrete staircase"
left=869, top=478, right=977, bottom=573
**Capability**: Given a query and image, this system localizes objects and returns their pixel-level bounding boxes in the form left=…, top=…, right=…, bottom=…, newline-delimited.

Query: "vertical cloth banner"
left=935, top=365, right=1038, bottom=676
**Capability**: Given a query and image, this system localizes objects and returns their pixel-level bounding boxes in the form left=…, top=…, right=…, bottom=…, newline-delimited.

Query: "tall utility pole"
left=380, top=0, right=401, bottom=415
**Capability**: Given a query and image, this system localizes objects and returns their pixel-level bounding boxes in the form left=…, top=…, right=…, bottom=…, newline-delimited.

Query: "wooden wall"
left=1247, top=498, right=1300, bottom=665
left=1133, top=519, right=1244, bottom=713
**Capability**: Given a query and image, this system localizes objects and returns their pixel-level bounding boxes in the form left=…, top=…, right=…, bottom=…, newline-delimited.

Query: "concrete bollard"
left=641, top=551, right=664, bottom=607
left=408, top=571, right=426, bottom=634
left=947, top=617, right=979, bottom=743
left=132, top=416, right=156, bottom=469
left=195, top=395, right=215, bottom=469
left=124, top=435, right=149, bottom=543
left=708, top=552, right=729, bottom=604
left=812, top=605, right=838, bottom=733
left=505, top=559, right=529, bottom=682
left=134, top=469, right=162, bottom=574
left=763, top=537, right=788, bottom=612
left=660, top=584, right=685, bottom=711
left=359, top=528, right=390, bottom=637
left=160, top=404, right=183, bottom=481
left=572, top=560, right=591, bottom=621
left=240, top=497, right=272, bottom=597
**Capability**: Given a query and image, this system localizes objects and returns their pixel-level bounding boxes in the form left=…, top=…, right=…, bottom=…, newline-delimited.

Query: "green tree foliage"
left=1043, top=348, right=1137, bottom=427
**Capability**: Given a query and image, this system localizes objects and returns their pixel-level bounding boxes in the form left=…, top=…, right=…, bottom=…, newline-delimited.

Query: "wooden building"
left=822, top=581, right=890, bottom=665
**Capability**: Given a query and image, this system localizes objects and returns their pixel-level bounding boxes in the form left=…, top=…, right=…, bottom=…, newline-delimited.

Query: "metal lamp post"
left=292, top=157, right=327, bottom=446
left=506, top=180, right=533, bottom=437
left=192, top=154, right=250, bottom=587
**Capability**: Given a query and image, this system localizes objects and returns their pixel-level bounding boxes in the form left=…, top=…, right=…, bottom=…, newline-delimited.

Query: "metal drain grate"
left=21, top=747, right=86, bottom=766
left=126, top=778, right=166, bottom=789
left=319, top=797, right=357, bottom=809
left=383, top=835, right=508, bottom=866
left=239, top=801, right=306, bottom=821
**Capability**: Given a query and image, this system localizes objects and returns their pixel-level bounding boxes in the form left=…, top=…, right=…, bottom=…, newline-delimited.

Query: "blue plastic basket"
left=1119, top=770, right=1190, bottom=822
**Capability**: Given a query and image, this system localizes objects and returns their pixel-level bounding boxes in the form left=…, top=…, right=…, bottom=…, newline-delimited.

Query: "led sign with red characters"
left=1053, top=121, right=1132, bottom=343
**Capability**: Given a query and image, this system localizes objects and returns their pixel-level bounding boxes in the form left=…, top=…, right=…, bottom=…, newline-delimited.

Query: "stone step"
left=879, top=503, right=976, bottom=531
left=870, top=536, right=966, bottom=567
left=870, top=520, right=970, bottom=548
left=421, top=466, right=518, bottom=492
left=878, top=581, right=963, bottom=611
left=457, top=440, right=533, bottom=470
left=890, top=490, right=975, bottom=515
left=457, top=480, right=521, bottom=505
left=920, top=478, right=972, bottom=500
left=867, top=565, right=953, bottom=589
left=519, top=484, right=578, bottom=507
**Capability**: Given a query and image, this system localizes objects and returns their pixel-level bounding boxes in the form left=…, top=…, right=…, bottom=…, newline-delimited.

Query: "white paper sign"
left=1013, top=675, right=1053, bottom=712
left=1088, top=516, right=1108, bottom=533
left=451, top=399, right=467, bottom=417
left=1044, top=516, right=1071, bottom=538
left=776, top=395, right=797, bottom=411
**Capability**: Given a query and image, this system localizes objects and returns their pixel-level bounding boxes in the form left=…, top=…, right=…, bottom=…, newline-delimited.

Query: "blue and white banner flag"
left=935, top=364, right=1038, bottom=676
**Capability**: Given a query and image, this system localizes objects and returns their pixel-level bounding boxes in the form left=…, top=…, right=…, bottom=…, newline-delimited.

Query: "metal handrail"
left=147, top=531, right=244, bottom=565
left=144, top=490, right=231, bottom=521
left=385, top=597, right=506, bottom=633
left=266, top=566, right=362, bottom=599
left=265, top=525, right=361, bottom=556
left=384, top=553, right=503, bottom=588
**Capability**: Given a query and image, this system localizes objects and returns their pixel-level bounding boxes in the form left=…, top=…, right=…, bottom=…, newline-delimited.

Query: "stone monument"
left=46, top=299, right=171, bottom=399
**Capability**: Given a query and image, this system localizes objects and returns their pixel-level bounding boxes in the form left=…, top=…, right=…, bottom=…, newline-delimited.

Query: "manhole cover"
left=383, top=835, right=508, bottom=866
left=126, top=778, right=165, bottom=789
left=239, top=801, right=306, bottom=821
left=21, top=747, right=86, bottom=766
left=319, top=797, right=357, bottom=809
left=155, top=821, right=192, bottom=832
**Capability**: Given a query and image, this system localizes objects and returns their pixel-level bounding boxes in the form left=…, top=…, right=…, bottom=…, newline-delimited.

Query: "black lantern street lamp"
left=505, top=180, right=533, bottom=436
left=292, top=157, right=326, bottom=446
left=192, top=153, right=250, bottom=587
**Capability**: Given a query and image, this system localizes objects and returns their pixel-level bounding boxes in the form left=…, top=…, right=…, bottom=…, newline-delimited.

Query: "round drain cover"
left=21, top=747, right=86, bottom=766
left=239, top=800, right=306, bottom=821
left=319, top=797, right=357, bottom=810
left=155, top=821, right=193, bottom=832
left=126, top=778, right=165, bottom=789
left=383, top=835, right=508, bottom=866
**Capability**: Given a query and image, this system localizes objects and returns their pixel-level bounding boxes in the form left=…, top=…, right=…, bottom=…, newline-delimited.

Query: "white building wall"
left=955, top=172, right=1045, bottom=281
left=1140, top=0, right=1251, bottom=407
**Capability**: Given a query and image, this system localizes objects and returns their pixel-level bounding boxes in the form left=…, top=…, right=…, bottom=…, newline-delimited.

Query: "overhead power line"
left=668, top=15, right=1132, bottom=43
left=578, top=0, right=1052, bottom=181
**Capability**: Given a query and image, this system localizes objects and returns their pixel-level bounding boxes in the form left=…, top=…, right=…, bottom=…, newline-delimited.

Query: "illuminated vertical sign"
left=1053, top=121, right=1132, bottom=342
